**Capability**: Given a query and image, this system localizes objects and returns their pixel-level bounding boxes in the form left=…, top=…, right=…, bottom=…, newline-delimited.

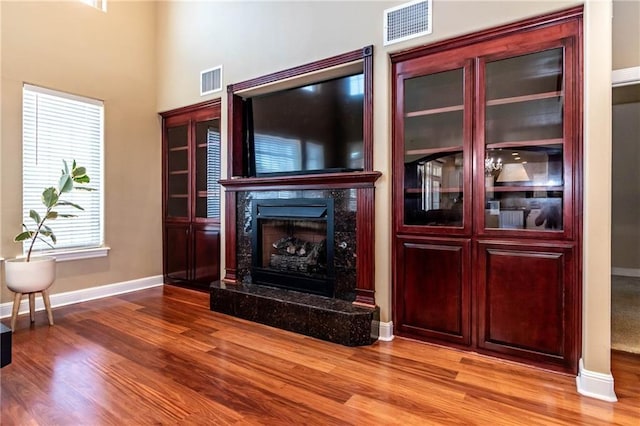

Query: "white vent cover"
left=200, top=65, right=222, bottom=96
left=384, top=0, right=432, bottom=46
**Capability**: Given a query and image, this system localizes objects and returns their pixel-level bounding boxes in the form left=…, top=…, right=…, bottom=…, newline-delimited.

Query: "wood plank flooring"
left=1, top=285, right=638, bottom=425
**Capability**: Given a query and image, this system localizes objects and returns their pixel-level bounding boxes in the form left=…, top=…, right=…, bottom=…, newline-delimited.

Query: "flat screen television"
left=245, top=73, right=364, bottom=177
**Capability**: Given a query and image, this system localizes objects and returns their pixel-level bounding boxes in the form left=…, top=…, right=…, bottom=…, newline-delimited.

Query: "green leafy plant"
left=15, top=160, right=94, bottom=261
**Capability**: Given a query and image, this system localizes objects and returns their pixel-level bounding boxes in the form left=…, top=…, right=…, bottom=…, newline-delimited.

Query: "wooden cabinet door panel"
left=165, top=224, right=190, bottom=281
left=193, top=225, right=220, bottom=284
left=477, top=240, right=577, bottom=371
left=395, top=237, right=471, bottom=345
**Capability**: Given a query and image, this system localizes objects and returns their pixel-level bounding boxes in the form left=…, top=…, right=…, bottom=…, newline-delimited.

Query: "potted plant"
left=4, top=160, right=93, bottom=323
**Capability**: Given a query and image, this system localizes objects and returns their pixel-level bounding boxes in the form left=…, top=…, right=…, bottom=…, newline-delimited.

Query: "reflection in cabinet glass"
left=404, top=68, right=464, bottom=227
left=167, top=125, right=188, bottom=149
left=484, top=48, right=564, bottom=231
left=167, top=124, right=189, bottom=218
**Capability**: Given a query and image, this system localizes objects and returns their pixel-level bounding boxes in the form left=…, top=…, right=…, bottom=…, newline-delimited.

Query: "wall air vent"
left=384, top=0, right=432, bottom=46
left=200, top=66, right=222, bottom=96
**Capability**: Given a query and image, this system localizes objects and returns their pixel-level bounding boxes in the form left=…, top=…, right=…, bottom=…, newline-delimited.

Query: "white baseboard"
left=0, top=275, right=164, bottom=319
left=576, top=358, right=618, bottom=402
left=378, top=321, right=394, bottom=341
left=611, top=267, right=640, bottom=278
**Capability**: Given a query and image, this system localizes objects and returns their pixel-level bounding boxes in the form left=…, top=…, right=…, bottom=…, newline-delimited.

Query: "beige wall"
left=583, top=0, right=613, bottom=374
left=612, top=100, right=640, bottom=270
left=613, top=0, right=640, bottom=70
left=0, top=1, right=162, bottom=302
left=611, top=0, right=640, bottom=272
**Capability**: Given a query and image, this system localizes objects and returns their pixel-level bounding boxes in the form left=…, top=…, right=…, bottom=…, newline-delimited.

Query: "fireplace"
left=214, top=173, right=381, bottom=347
left=251, top=199, right=334, bottom=297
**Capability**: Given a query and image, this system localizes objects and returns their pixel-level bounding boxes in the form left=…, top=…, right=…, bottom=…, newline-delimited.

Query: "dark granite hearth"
left=210, top=281, right=379, bottom=346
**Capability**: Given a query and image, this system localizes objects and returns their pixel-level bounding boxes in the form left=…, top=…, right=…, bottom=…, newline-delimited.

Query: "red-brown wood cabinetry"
left=192, top=223, right=220, bottom=283
left=395, top=236, right=471, bottom=346
left=161, top=100, right=222, bottom=290
left=476, top=240, right=578, bottom=370
left=391, top=7, right=582, bottom=373
left=164, top=223, right=190, bottom=282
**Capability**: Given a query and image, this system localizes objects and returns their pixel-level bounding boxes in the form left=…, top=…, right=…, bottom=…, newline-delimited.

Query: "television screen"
left=246, top=73, right=364, bottom=176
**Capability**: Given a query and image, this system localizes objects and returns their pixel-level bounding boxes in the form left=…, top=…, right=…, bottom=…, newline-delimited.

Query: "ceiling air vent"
left=200, top=65, right=222, bottom=96
left=384, top=0, right=432, bottom=46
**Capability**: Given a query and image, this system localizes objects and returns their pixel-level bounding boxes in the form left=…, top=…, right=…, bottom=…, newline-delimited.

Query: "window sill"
left=17, top=247, right=111, bottom=262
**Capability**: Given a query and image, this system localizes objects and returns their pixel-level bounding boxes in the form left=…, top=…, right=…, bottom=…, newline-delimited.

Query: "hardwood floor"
left=1, top=285, right=638, bottom=425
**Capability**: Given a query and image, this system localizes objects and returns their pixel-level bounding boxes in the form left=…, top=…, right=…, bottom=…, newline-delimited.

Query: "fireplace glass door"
left=252, top=199, right=334, bottom=297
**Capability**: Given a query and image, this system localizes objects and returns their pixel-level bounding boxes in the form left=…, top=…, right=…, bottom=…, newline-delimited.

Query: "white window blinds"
left=22, top=84, right=104, bottom=254
left=207, top=127, right=221, bottom=219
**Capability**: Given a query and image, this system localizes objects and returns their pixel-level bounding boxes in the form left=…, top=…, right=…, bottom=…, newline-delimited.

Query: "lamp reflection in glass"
left=496, top=163, right=530, bottom=183
left=484, top=156, right=502, bottom=177
left=485, top=155, right=502, bottom=198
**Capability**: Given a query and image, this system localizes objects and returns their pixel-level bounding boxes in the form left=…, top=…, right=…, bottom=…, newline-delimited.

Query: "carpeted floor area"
left=612, top=275, right=640, bottom=353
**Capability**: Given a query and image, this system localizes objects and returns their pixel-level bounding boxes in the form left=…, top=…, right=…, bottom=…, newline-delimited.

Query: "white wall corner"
left=0, top=275, right=164, bottom=318
left=576, top=358, right=618, bottom=402
left=378, top=321, right=395, bottom=341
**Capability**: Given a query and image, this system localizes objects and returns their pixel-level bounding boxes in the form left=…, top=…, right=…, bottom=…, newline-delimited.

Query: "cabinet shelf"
left=169, top=146, right=188, bottom=152
left=169, top=194, right=188, bottom=198
left=490, top=185, right=563, bottom=192
left=486, top=91, right=562, bottom=107
left=405, top=104, right=464, bottom=118
left=405, top=146, right=462, bottom=156
left=169, top=170, right=189, bottom=175
left=406, top=187, right=462, bottom=194
left=486, top=138, right=563, bottom=149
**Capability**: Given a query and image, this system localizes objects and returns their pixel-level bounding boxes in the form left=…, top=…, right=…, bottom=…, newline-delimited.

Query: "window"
left=348, top=74, right=364, bottom=96
left=22, top=84, right=104, bottom=256
left=81, top=0, right=107, bottom=12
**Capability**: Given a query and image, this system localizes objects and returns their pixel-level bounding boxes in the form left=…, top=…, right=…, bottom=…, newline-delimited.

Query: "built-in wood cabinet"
left=162, top=100, right=222, bottom=290
left=391, top=7, right=582, bottom=373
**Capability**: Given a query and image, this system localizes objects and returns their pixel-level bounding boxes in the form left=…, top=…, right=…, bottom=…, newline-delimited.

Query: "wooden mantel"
left=220, top=171, right=382, bottom=192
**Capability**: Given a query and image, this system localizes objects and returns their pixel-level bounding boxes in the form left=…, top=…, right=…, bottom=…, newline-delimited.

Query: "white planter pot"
left=4, top=257, right=56, bottom=293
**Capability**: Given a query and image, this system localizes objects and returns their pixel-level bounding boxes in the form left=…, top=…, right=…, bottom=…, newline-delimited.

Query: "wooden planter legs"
left=10, top=289, right=54, bottom=331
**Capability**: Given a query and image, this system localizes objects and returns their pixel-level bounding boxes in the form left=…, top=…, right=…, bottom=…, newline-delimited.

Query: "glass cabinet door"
left=403, top=68, right=465, bottom=228
left=482, top=48, right=565, bottom=232
left=194, top=118, right=221, bottom=220
left=166, top=124, right=189, bottom=218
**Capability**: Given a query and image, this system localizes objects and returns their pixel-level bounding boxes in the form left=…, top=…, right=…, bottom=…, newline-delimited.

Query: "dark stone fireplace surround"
left=213, top=172, right=381, bottom=346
